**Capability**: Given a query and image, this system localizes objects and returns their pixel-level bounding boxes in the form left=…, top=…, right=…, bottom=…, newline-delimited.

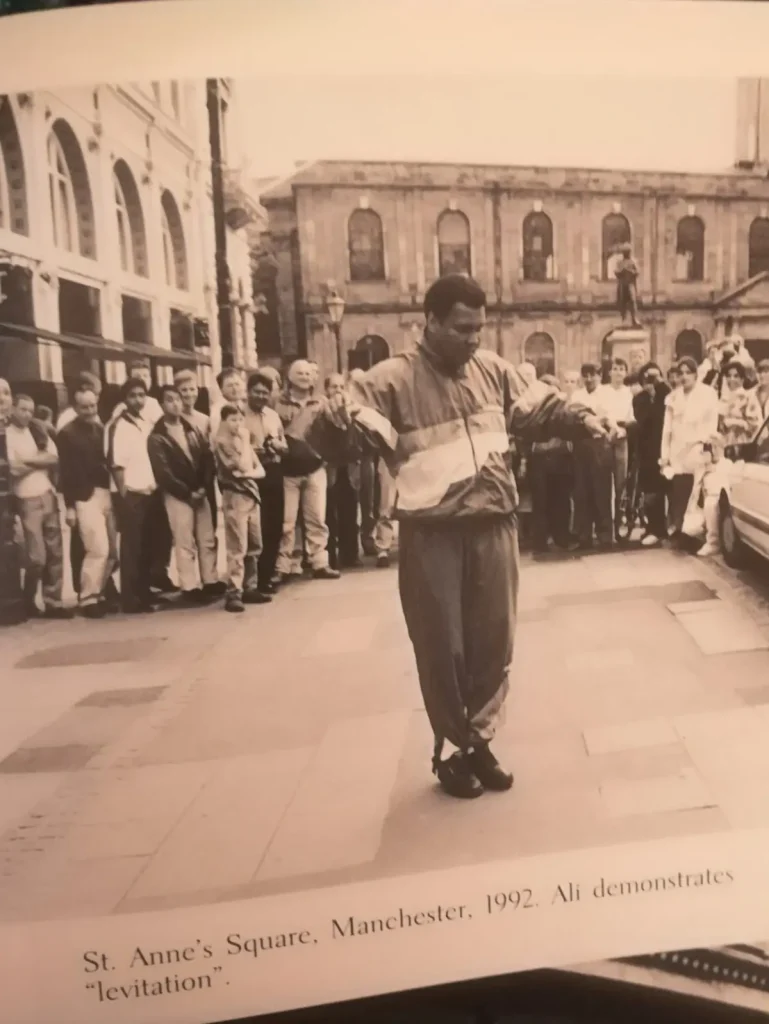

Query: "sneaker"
left=376, top=553, right=390, bottom=569
left=467, top=743, right=514, bottom=792
left=243, top=590, right=273, bottom=605
left=641, top=534, right=661, bottom=547
left=225, top=596, right=245, bottom=613
left=434, top=752, right=484, bottom=799
left=697, top=543, right=719, bottom=558
left=312, top=567, right=341, bottom=580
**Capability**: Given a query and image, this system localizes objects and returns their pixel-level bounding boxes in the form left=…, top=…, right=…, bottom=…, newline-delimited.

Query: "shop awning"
left=0, top=323, right=211, bottom=367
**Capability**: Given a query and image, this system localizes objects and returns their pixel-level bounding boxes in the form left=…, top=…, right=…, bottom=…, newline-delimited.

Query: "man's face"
left=221, top=375, right=244, bottom=402
left=610, top=363, right=626, bottom=386
left=162, top=392, right=183, bottom=419
left=0, top=380, right=11, bottom=419
left=326, top=374, right=345, bottom=399
left=130, top=367, right=151, bottom=390
left=289, top=362, right=314, bottom=391
left=224, top=410, right=244, bottom=436
left=563, top=372, right=579, bottom=396
left=583, top=371, right=599, bottom=393
left=75, top=390, right=99, bottom=422
left=12, top=397, right=35, bottom=429
left=426, top=302, right=485, bottom=370
left=643, top=367, right=661, bottom=395
left=629, top=349, right=645, bottom=371
left=125, top=386, right=146, bottom=417
left=178, top=380, right=198, bottom=409
left=248, top=382, right=271, bottom=411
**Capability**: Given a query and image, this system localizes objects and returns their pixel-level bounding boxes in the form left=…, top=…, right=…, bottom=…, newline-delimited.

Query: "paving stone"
left=76, top=686, right=167, bottom=708
left=736, top=685, right=769, bottom=706
left=583, top=718, right=680, bottom=756
left=57, top=816, right=177, bottom=861
left=667, top=598, right=724, bottom=615
left=304, top=614, right=382, bottom=656
left=0, top=775, right=65, bottom=834
left=674, top=607, right=769, bottom=654
left=15, top=637, right=167, bottom=670
left=599, top=767, right=716, bottom=817
left=0, top=744, right=99, bottom=774
left=74, top=762, right=214, bottom=825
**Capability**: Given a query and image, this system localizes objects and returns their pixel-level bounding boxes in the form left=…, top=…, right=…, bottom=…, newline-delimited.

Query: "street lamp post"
left=326, top=289, right=346, bottom=373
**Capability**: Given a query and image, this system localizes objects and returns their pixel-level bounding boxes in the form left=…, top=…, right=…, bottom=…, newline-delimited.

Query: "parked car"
left=719, top=414, right=769, bottom=567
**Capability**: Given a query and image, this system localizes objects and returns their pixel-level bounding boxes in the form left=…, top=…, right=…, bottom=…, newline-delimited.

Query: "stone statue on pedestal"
left=614, top=242, right=641, bottom=328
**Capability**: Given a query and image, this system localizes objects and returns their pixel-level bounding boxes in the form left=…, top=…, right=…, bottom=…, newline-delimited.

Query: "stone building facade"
left=0, top=79, right=258, bottom=411
left=261, top=157, right=769, bottom=383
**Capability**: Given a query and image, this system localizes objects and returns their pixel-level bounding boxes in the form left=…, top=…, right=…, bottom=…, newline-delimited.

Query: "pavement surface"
left=1, top=545, right=769, bottom=923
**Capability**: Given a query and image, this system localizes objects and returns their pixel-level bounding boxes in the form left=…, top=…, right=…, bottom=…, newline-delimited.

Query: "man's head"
left=128, top=360, right=152, bottom=391
left=74, top=371, right=102, bottom=400
left=610, top=358, right=628, bottom=386
left=220, top=403, right=245, bottom=436
left=562, top=370, right=580, bottom=396
left=667, top=364, right=681, bottom=388
left=174, top=369, right=199, bottom=411
left=74, top=387, right=100, bottom=423
left=258, top=365, right=282, bottom=395
left=629, top=347, right=646, bottom=372
left=36, top=405, right=53, bottom=425
left=325, top=373, right=345, bottom=399
left=121, top=377, right=147, bottom=418
left=639, top=361, right=663, bottom=395
left=11, top=393, right=35, bottom=429
left=217, top=368, right=245, bottom=403
left=757, top=358, right=769, bottom=385
left=580, top=363, right=601, bottom=393
left=287, top=360, right=315, bottom=393
left=423, top=273, right=487, bottom=371
left=247, top=370, right=275, bottom=411
left=159, top=385, right=183, bottom=421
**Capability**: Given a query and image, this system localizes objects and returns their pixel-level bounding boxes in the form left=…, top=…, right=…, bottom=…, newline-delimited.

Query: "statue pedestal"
left=604, top=325, right=651, bottom=366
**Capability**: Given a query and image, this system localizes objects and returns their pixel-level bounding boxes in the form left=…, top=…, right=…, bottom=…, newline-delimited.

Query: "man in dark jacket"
left=57, top=385, right=118, bottom=618
left=633, top=362, right=671, bottom=546
left=148, top=386, right=222, bottom=604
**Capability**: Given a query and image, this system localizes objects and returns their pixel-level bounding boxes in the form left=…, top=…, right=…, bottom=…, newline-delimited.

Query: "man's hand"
left=65, top=508, right=77, bottom=529
left=582, top=413, right=610, bottom=440
left=326, top=393, right=359, bottom=429
left=191, top=489, right=206, bottom=506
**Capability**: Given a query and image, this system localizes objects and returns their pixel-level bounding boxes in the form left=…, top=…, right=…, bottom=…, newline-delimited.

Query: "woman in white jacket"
left=660, top=357, right=719, bottom=538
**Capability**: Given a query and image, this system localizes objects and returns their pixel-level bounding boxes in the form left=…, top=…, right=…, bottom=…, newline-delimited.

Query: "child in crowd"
left=214, top=404, right=270, bottom=613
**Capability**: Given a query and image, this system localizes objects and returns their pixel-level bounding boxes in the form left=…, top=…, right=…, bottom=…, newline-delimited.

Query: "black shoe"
left=151, top=576, right=180, bottom=595
left=467, top=743, right=514, bottom=792
left=434, top=752, right=484, bottom=799
left=376, top=553, right=390, bottom=568
left=179, top=588, right=208, bottom=605
left=42, top=606, right=75, bottom=620
left=203, top=581, right=227, bottom=598
left=80, top=603, right=107, bottom=620
left=259, top=582, right=278, bottom=595
left=243, top=590, right=273, bottom=605
left=312, top=567, right=341, bottom=580
left=225, top=596, right=245, bottom=613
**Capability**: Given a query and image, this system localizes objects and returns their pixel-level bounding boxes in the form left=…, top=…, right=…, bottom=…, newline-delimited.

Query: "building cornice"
left=301, top=298, right=724, bottom=318
left=110, top=86, right=196, bottom=161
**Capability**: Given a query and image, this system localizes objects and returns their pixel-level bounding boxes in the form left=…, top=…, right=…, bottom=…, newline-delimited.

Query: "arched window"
left=0, top=98, right=27, bottom=235
left=675, top=216, right=705, bottom=281
left=46, top=120, right=96, bottom=258
left=601, top=212, right=631, bottom=280
left=675, top=329, right=704, bottom=364
left=437, top=209, right=471, bottom=276
left=748, top=217, right=769, bottom=277
left=522, top=212, right=554, bottom=282
left=348, top=209, right=385, bottom=282
left=160, top=190, right=188, bottom=290
left=524, top=332, right=556, bottom=378
left=113, top=160, right=148, bottom=277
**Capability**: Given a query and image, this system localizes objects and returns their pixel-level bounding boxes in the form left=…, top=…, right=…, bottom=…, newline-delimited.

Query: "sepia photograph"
left=1, top=0, right=769, bottom=1019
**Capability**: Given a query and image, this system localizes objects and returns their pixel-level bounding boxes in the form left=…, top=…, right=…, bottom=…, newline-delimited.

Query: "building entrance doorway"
left=348, top=334, right=389, bottom=372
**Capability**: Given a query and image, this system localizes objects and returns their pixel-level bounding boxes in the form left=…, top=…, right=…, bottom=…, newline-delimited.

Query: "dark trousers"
left=117, top=491, right=153, bottom=611
left=528, top=451, right=572, bottom=550
left=643, top=488, right=668, bottom=539
left=668, top=474, right=695, bottom=535
left=573, top=438, right=613, bottom=546
left=398, top=515, right=519, bottom=758
left=146, top=487, right=173, bottom=588
left=256, top=465, right=284, bottom=587
left=70, top=524, right=84, bottom=595
left=326, top=466, right=360, bottom=570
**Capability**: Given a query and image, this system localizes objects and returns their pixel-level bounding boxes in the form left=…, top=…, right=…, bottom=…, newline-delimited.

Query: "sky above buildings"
left=239, top=75, right=737, bottom=181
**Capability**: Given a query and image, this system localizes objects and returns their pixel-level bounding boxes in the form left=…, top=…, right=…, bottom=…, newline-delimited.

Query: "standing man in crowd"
left=109, top=360, right=163, bottom=426
left=633, top=362, right=671, bottom=547
left=340, top=274, right=607, bottom=800
left=570, top=362, right=614, bottom=549
left=57, top=385, right=118, bottom=619
left=148, top=386, right=221, bottom=604
left=108, top=378, right=159, bottom=614
left=274, top=360, right=339, bottom=582
left=175, top=368, right=211, bottom=440
left=243, top=370, right=287, bottom=593
left=596, top=357, right=635, bottom=540
left=7, top=393, right=71, bottom=619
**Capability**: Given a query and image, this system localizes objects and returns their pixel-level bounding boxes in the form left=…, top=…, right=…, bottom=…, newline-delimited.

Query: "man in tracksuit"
left=338, top=274, right=610, bottom=800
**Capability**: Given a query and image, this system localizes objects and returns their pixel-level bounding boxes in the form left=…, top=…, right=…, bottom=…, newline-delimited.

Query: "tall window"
left=113, top=161, right=147, bottom=276
left=437, top=209, right=471, bottom=276
left=675, top=216, right=705, bottom=281
left=522, top=211, right=554, bottom=282
left=160, top=190, right=188, bottom=290
left=748, top=216, right=769, bottom=277
left=348, top=209, right=385, bottom=282
left=601, top=212, right=631, bottom=280
left=523, top=332, right=556, bottom=378
left=0, top=99, right=27, bottom=236
left=47, top=132, right=77, bottom=253
left=675, top=329, right=704, bottom=364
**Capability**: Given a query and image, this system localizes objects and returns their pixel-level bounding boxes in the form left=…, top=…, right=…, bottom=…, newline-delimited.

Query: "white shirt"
left=56, top=406, right=76, bottom=431
left=569, top=386, right=600, bottom=413
left=110, top=414, right=156, bottom=494
left=110, top=396, right=163, bottom=427
left=661, top=383, right=720, bottom=475
left=594, top=384, right=635, bottom=437
left=6, top=425, right=56, bottom=499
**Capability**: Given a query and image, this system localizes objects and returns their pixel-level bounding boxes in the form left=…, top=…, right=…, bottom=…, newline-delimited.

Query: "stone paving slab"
left=583, top=718, right=680, bottom=756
